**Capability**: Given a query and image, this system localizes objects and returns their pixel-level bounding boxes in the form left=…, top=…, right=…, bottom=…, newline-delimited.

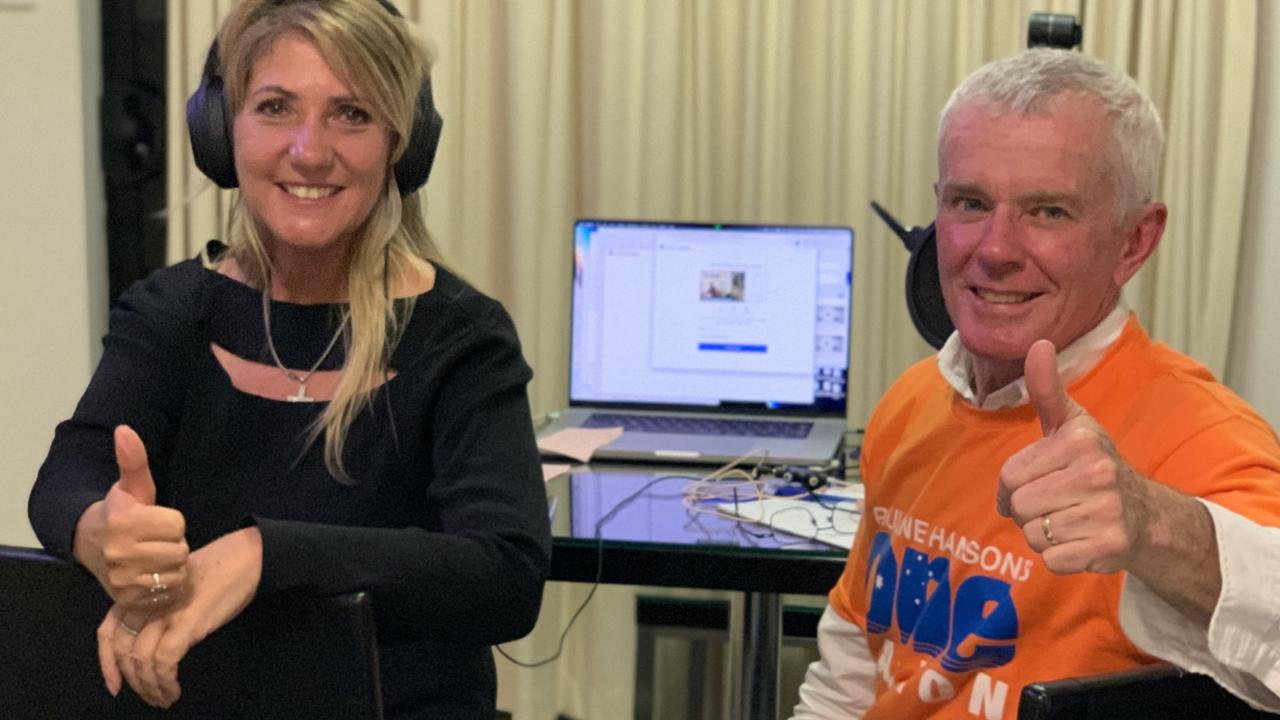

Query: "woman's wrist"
left=72, top=499, right=107, bottom=568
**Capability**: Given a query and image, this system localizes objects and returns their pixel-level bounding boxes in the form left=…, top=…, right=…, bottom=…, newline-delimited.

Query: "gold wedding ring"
left=1042, top=514, right=1058, bottom=545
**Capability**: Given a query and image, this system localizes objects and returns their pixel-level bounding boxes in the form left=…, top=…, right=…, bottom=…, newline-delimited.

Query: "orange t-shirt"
left=829, top=317, right=1280, bottom=719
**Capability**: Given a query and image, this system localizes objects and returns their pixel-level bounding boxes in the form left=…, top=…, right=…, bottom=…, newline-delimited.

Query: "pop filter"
left=870, top=202, right=954, bottom=350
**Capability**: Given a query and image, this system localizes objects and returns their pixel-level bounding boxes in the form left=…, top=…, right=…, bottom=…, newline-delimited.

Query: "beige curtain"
left=1088, top=0, right=1257, bottom=375
left=167, top=1, right=1258, bottom=717
left=165, top=2, right=237, bottom=264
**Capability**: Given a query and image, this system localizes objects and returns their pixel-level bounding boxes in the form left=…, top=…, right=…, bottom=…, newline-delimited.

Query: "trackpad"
left=610, top=432, right=758, bottom=457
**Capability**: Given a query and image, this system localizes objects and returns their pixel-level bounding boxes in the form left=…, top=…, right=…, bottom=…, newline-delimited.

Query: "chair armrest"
left=1019, top=662, right=1278, bottom=720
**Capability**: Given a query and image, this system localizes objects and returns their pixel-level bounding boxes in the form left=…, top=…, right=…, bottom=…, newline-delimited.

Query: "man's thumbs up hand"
left=997, top=341, right=1149, bottom=575
left=1025, top=340, right=1085, bottom=437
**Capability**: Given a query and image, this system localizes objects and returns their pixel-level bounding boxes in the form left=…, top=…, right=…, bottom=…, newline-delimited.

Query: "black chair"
left=0, top=544, right=383, bottom=720
left=1019, top=662, right=1280, bottom=720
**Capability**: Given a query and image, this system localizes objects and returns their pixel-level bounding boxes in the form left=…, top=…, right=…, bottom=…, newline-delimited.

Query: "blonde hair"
left=208, top=0, right=441, bottom=481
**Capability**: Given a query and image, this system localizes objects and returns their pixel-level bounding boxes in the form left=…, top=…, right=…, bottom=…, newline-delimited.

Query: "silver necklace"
left=263, top=298, right=349, bottom=403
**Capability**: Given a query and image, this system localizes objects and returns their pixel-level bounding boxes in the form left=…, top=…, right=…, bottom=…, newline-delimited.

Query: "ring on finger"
left=120, top=618, right=141, bottom=637
left=1042, top=514, right=1058, bottom=545
left=149, top=572, right=167, bottom=594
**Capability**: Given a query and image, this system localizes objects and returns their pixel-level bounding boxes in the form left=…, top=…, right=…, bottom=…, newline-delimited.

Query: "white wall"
left=0, top=0, right=105, bottom=547
left=1226, top=0, right=1280, bottom=430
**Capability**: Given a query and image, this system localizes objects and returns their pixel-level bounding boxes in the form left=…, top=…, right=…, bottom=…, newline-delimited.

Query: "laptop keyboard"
left=583, top=413, right=813, bottom=439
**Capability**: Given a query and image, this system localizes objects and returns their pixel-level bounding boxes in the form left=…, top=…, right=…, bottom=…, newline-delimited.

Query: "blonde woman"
left=28, top=1, right=550, bottom=717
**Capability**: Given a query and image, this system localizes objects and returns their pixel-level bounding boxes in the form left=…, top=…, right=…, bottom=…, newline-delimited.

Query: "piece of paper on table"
left=717, top=487, right=863, bottom=550
left=536, top=426, right=623, bottom=464
left=541, top=463, right=572, bottom=482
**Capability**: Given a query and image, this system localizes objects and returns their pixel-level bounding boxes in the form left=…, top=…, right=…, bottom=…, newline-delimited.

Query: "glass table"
left=545, top=464, right=853, bottom=720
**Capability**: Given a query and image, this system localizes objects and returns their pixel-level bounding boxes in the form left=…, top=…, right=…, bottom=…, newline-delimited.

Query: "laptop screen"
left=569, top=219, right=853, bottom=416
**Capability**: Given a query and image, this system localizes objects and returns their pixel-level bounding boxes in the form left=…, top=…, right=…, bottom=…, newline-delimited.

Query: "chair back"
left=0, top=544, right=383, bottom=720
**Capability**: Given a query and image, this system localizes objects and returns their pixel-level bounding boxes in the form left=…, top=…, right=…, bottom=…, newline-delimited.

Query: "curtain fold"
left=165, top=1, right=236, bottom=263
left=1090, top=1, right=1256, bottom=375
left=165, top=1, right=1261, bottom=716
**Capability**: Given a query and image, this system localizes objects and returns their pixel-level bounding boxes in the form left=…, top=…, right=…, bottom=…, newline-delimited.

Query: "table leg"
left=732, top=591, right=782, bottom=720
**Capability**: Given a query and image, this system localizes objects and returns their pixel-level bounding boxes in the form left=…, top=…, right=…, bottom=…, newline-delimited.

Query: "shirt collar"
left=936, top=300, right=1130, bottom=410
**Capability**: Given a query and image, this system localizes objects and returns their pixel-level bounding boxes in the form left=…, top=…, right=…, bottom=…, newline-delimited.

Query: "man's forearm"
left=1126, top=480, right=1222, bottom=627
left=791, top=606, right=875, bottom=719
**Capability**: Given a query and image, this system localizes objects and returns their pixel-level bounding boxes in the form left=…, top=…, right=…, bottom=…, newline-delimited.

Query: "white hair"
left=938, top=48, right=1164, bottom=222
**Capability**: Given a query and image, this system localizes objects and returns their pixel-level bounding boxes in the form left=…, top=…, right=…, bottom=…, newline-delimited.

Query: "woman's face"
left=232, top=34, right=390, bottom=254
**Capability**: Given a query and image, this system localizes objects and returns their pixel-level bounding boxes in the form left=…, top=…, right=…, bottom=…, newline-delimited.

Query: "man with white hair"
left=792, top=48, right=1280, bottom=719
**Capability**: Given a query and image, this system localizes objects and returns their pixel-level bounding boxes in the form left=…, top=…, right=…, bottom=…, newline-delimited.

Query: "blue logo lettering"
left=864, top=532, right=898, bottom=634
left=943, top=575, right=1018, bottom=672
left=863, top=532, right=1018, bottom=672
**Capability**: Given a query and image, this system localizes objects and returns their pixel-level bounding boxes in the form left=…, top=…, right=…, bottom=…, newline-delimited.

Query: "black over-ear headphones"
left=185, top=0, right=443, bottom=195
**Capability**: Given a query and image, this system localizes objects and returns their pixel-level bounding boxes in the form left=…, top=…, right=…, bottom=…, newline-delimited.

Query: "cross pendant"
left=286, top=383, right=313, bottom=402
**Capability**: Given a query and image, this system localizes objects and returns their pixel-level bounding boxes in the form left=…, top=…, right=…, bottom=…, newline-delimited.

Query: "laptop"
left=538, top=218, right=853, bottom=466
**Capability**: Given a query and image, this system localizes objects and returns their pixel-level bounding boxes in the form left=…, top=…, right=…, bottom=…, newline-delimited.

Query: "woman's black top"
left=29, top=244, right=552, bottom=719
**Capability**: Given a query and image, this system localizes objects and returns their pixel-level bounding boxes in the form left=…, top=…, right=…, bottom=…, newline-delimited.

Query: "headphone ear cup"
left=186, top=42, right=238, bottom=189
left=392, top=76, right=443, bottom=195
left=374, top=0, right=441, bottom=194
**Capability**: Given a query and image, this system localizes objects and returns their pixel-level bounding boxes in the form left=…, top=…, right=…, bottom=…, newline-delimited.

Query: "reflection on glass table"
left=563, top=469, right=859, bottom=549
left=545, top=464, right=854, bottom=720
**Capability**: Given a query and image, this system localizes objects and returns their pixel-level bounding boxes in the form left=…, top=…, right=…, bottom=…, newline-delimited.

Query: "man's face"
left=934, top=97, right=1143, bottom=365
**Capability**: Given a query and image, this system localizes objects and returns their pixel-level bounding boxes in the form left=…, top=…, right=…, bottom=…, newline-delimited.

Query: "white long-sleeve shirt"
left=792, top=304, right=1280, bottom=717
left=1119, top=500, right=1280, bottom=711
left=792, top=607, right=877, bottom=719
